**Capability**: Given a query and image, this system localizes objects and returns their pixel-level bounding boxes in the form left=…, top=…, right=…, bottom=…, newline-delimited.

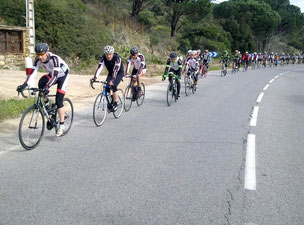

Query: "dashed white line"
left=263, top=84, right=270, bottom=91
left=245, top=134, right=256, bottom=190
left=274, top=75, right=279, bottom=79
left=256, top=93, right=264, bottom=103
left=250, top=106, right=259, bottom=127
left=269, top=79, right=275, bottom=83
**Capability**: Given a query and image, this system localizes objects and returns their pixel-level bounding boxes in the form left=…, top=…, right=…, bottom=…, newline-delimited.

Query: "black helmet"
left=169, top=52, right=178, bottom=59
left=35, top=43, right=49, bottom=54
left=130, top=46, right=138, bottom=56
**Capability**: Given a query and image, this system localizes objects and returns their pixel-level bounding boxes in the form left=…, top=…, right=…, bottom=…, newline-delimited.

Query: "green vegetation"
left=0, top=98, right=34, bottom=121
left=0, top=0, right=303, bottom=68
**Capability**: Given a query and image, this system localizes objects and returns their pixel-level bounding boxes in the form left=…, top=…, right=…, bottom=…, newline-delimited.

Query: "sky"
left=212, top=0, right=304, bottom=12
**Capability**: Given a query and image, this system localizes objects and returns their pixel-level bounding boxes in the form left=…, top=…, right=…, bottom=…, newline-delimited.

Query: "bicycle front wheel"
left=19, top=105, right=45, bottom=150
left=166, top=83, right=174, bottom=106
left=123, top=85, right=132, bottom=112
left=93, top=93, right=107, bottom=126
left=136, top=83, right=145, bottom=106
left=113, top=89, right=124, bottom=118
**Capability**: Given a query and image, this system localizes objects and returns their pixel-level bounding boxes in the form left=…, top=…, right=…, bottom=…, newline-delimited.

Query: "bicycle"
left=243, top=61, right=249, bottom=72
left=123, top=74, right=145, bottom=112
left=17, top=88, right=73, bottom=150
left=252, top=61, right=256, bottom=70
left=185, top=68, right=197, bottom=95
left=90, top=80, right=124, bottom=127
left=163, top=72, right=181, bottom=106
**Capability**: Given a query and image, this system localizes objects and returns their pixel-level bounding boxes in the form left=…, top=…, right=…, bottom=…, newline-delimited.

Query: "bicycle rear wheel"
left=93, top=93, right=107, bottom=126
left=136, top=83, right=145, bottom=106
left=113, top=89, right=124, bottom=118
left=56, top=98, right=74, bottom=135
left=166, top=83, right=174, bottom=106
left=19, top=105, right=45, bottom=150
left=123, top=85, right=132, bottom=112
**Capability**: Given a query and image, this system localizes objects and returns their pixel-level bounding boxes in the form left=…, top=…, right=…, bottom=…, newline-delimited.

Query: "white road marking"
left=245, top=134, right=256, bottom=190
left=0, top=151, right=7, bottom=157
left=263, top=84, right=270, bottom=91
left=279, top=73, right=285, bottom=76
left=256, top=93, right=264, bottom=103
left=269, top=79, right=275, bottom=83
left=274, top=75, right=279, bottom=79
left=250, top=106, right=259, bottom=127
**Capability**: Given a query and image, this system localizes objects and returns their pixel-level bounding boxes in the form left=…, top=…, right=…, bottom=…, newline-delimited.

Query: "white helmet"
left=192, top=50, right=197, bottom=55
left=197, top=50, right=201, bottom=54
left=104, top=45, right=114, bottom=54
left=188, top=50, right=192, bottom=54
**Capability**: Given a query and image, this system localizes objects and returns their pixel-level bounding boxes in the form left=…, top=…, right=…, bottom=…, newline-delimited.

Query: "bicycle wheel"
left=56, top=98, right=74, bottom=136
left=185, top=77, right=190, bottom=96
left=173, top=83, right=178, bottom=102
left=18, top=105, right=45, bottom=150
left=136, top=83, right=145, bottom=106
left=113, top=89, right=124, bottom=118
left=123, top=85, right=132, bottom=112
left=166, top=83, right=174, bottom=106
left=93, top=93, right=107, bottom=126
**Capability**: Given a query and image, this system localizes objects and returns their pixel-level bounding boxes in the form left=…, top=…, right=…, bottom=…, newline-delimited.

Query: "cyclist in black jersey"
left=91, top=45, right=124, bottom=111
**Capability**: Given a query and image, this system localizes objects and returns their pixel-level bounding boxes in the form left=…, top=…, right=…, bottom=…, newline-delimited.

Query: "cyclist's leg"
left=111, top=72, right=124, bottom=104
left=56, top=73, right=69, bottom=123
left=38, top=74, right=51, bottom=103
left=176, top=74, right=181, bottom=96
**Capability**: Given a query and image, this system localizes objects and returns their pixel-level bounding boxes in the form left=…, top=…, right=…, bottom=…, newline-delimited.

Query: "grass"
left=0, top=97, right=35, bottom=122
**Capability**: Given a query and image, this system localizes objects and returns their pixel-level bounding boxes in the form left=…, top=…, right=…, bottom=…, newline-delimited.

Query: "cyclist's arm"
left=177, top=59, right=182, bottom=76
left=25, top=57, right=39, bottom=85
left=94, top=57, right=105, bottom=79
left=164, top=59, right=170, bottom=75
left=111, top=56, right=122, bottom=83
left=125, top=56, right=131, bottom=75
left=137, top=54, right=145, bottom=75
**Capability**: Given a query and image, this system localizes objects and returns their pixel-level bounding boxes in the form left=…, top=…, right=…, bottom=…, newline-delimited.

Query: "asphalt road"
left=0, top=65, right=303, bottom=225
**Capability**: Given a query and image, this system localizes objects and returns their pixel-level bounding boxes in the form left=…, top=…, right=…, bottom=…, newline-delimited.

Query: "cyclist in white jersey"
left=17, top=43, right=70, bottom=137
left=125, top=46, right=146, bottom=98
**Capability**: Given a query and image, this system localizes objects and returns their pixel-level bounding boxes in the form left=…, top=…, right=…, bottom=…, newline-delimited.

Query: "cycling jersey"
left=202, top=53, right=210, bottom=63
left=125, top=53, right=146, bottom=75
left=164, top=58, right=182, bottom=75
left=185, top=57, right=199, bottom=72
left=94, top=53, right=124, bottom=83
left=242, top=54, right=250, bottom=62
left=26, top=52, right=70, bottom=88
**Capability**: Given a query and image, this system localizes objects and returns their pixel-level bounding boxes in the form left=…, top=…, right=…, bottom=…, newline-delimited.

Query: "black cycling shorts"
left=38, top=72, right=69, bottom=109
left=106, top=71, right=124, bottom=92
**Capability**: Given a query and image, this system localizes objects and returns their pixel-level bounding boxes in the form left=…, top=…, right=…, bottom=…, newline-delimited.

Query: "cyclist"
left=185, top=51, right=200, bottom=86
left=280, top=53, right=285, bottom=65
left=269, top=52, right=274, bottom=66
left=274, top=53, right=279, bottom=66
left=16, top=43, right=70, bottom=137
left=232, top=50, right=239, bottom=72
left=220, top=50, right=229, bottom=74
left=163, top=53, right=182, bottom=100
left=237, top=51, right=242, bottom=71
left=90, top=45, right=124, bottom=111
left=262, top=52, right=268, bottom=68
left=292, top=53, right=296, bottom=64
left=242, top=51, right=250, bottom=70
left=195, top=50, right=202, bottom=75
left=252, top=52, right=258, bottom=68
left=202, top=50, right=211, bottom=72
left=125, top=46, right=146, bottom=101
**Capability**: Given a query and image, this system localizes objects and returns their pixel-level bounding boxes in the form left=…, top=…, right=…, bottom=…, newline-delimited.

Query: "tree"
left=163, top=0, right=211, bottom=37
left=131, top=0, right=154, bottom=17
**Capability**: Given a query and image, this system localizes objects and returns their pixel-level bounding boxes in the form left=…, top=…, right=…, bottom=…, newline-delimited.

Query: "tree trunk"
left=170, top=10, right=180, bottom=37
left=131, top=0, right=144, bottom=17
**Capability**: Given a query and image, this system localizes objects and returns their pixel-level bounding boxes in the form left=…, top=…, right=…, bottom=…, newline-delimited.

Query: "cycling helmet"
left=197, top=50, right=201, bottom=54
left=169, top=52, right=178, bottom=59
left=205, top=50, right=209, bottom=53
left=130, top=46, right=138, bottom=56
left=35, top=43, right=49, bottom=54
left=192, top=50, right=197, bottom=55
left=254, top=52, right=257, bottom=54
left=187, top=50, right=192, bottom=54
left=104, top=45, right=114, bottom=54
left=246, top=51, right=248, bottom=54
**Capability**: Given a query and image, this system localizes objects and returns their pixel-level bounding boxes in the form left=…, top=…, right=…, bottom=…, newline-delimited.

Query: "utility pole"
left=26, top=0, right=35, bottom=56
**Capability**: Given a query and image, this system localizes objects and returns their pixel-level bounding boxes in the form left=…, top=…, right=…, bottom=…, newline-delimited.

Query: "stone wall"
left=0, top=25, right=31, bottom=69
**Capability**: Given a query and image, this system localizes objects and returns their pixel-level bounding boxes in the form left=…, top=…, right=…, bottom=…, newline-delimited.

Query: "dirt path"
left=0, top=67, right=164, bottom=135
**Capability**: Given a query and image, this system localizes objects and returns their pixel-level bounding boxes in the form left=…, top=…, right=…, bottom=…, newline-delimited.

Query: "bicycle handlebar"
left=18, top=87, right=41, bottom=99
left=90, top=80, right=108, bottom=90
